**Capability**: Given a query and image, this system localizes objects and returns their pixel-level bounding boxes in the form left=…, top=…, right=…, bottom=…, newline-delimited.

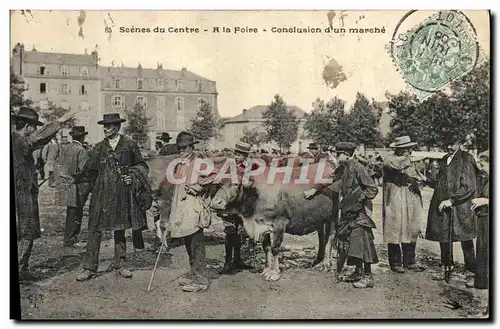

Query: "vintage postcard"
left=10, top=10, right=490, bottom=320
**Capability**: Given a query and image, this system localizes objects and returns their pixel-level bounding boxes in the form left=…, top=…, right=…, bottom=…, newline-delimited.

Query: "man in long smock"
left=382, top=136, right=427, bottom=274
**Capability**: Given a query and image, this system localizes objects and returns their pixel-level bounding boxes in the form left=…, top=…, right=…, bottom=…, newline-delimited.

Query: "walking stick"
left=444, top=211, right=453, bottom=283
left=147, top=241, right=165, bottom=292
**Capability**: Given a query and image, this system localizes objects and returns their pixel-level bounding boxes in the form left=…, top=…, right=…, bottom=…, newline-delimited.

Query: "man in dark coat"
left=305, top=142, right=379, bottom=288
left=12, top=107, right=75, bottom=277
left=424, top=138, right=477, bottom=286
left=61, top=126, right=91, bottom=249
left=65, top=113, right=149, bottom=281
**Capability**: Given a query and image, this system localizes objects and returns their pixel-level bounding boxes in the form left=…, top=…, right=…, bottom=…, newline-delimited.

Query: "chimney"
left=242, top=109, right=247, bottom=115
left=84, top=48, right=88, bottom=55
left=32, top=45, right=37, bottom=51
left=181, top=67, right=187, bottom=75
left=91, top=50, right=99, bottom=67
left=157, top=62, right=163, bottom=70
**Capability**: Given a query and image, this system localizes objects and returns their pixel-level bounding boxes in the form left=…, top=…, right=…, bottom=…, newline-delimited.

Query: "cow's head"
left=210, top=178, right=260, bottom=218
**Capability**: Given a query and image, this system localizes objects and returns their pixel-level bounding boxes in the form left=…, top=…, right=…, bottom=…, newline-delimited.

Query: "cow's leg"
left=261, top=233, right=273, bottom=277
left=311, top=225, right=326, bottom=267
left=263, top=224, right=285, bottom=281
left=314, top=219, right=336, bottom=272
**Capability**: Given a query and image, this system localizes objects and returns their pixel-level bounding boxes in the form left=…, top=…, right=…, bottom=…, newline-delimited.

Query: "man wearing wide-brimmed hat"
left=300, top=142, right=320, bottom=159
left=61, top=126, right=91, bottom=250
left=64, top=113, right=150, bottom=282
left=11, top=106, right=76, bottom=279
left=304, top=142, right=379, bottom=288
left=382, top=136, right=427, bottom=274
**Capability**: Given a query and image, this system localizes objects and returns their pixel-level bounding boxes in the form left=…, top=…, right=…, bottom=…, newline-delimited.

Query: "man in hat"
left=382, top=136, right=427, bottom=274
left=158, top=132, right=179, bottom=156
left=61, top=126, right=91, bottom=250
left=304, top=142, right=379, bottom=288
left=219, top=141, right=254, bottom=275
left=64, top=113, right=149, bottom=281
left=159, top=131, right=218, bottom=292
left=12, top=107, right=75, bottom=277
left=300, top=142, right=320, bottom=160
left=424, top=136, right=478, bottom=287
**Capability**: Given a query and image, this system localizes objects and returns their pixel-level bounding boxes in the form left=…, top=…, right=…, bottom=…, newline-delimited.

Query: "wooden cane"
left=147, top=242, right=165, bottom=293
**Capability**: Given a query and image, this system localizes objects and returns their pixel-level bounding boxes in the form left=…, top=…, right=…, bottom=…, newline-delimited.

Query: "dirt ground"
left=16, top=185, right=489, bottom=320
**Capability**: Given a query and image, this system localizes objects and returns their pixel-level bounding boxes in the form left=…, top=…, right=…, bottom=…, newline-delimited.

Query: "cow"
left=210, top=155, right=340, bottom=281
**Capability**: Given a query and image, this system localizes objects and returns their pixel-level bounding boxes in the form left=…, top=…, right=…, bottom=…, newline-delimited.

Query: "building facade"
left=11, top=43, right=218, bottom=147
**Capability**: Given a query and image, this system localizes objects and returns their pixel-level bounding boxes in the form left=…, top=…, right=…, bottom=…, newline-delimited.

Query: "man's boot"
left=353, top=274, right=374, bottom=288
left=220, top=233, right=237, bottom=275
left=343, top=265, right=363, bottom=282
left=76, top=269, right=97, bottom=282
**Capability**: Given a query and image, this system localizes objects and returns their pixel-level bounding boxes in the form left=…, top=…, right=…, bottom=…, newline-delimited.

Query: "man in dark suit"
left=423, top=136, right=477, bottom=287
left=63, top=113, right=150, bottom=281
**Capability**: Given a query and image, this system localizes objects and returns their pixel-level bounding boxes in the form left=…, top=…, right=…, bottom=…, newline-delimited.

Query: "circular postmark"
left=390, top=10, right=480, bottom=94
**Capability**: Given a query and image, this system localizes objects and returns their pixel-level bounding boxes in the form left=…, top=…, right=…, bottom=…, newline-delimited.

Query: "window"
left=136, top=96, right=147, bottom=110
left=80, top=66, right=89, bottom=77
left=60, top=84, right=70, bottom=94
left=156, top=110, right=165, bottom=129
left=61, top=65, right=69, bottom=76
left=176, top=97, right=184, bottom=111
left=39, top=83, right=46, bottom=94
left=113, top=77, right=123, bottom=89
left=112, top=95, right=125, bottom=111
left=176, top=114, right=185, bottom=130
left=137, top=78, right=143, bottom=90
left=176, top=79, right=182, bottom=91
left=40, top=66, right=45, bottom=75
left=157, top=78, right=164, bottom=88
left=80, top=85, right=88, bottom=95
left=156, top=96, right=165, bottom=110
left=80, top=101, right=90, bottom=111
left=197, top=80, right=203, bottom=92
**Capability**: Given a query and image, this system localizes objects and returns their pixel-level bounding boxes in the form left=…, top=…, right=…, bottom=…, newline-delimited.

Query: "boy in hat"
left=219, top=141, right=254, bottom=275
left=304, top=142, right=379, bottom=288
left=62, top=126, right=91, bottom=250
left=382, top=136, right=427, bottom=274
left=12, top=107, right=75, bottom=278
left=63, top=113, right=150, bottom=281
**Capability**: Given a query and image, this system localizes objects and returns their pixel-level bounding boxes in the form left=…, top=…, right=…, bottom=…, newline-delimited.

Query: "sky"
left=10, top=10, right=490, bottom=118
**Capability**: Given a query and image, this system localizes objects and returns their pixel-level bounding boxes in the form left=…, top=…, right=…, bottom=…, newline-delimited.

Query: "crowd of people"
left=12, top=107, right=489, bottom=316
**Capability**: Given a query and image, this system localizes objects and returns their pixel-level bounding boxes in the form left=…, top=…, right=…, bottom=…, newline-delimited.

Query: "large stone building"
left=215, top=105, right=313, bottom=153
left=11, top=42, right=218, bottom=147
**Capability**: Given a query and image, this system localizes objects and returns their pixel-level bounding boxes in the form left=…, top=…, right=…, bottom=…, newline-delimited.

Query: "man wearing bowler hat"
left=61, top=126, right=91, bottom=250
left=11, top=107, right=75, bottom=278
left=382, top=136, right=427, bottom=274
left=304, top=142, right=379, bottom=288
left=64, top=113, right=149, bottom=281
left=300, top=142, right=320, bottom=160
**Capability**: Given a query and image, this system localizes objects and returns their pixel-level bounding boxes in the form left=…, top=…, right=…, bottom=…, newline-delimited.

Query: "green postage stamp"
left=390, top=10, right=485, bottom=99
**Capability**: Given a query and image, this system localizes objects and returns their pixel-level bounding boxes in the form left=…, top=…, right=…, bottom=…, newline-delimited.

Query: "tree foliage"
left=262, top=95, right=300, bottom=151
left=10, top=66, right=32, bottom=114
left=124, top=102, right=152, bottom=147
left=35, top=101, right=76, bottom=134
left=303, top=97, right=352, bottom=146
left=188, top=99, right=219, bottom=142
left=347, top=92, right=383, bottom=147
left=240, top=127, right=267, bottom=147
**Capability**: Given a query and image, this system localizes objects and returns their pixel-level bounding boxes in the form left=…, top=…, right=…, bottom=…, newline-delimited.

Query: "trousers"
left=183, top=229, right=206, bottom=276
left=84, top=229, right=127, bottom=272
left=63, top=206, right=84, bottom=247
left=440, top=240, right=476, bottom=273
left=388, top=243, right=417, bottom=267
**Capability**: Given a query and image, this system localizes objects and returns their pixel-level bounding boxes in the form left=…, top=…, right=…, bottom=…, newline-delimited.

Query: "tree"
left=35, top=101, right=75, bottom=135
left=346, top=93, right=382, bottom=147
left=123, top=102, right=152, bottom=147
left=262, top=95, right=300, bottom=152
left=240, top=127, right=266, bottom=147
left=188, top=99, right=219, bottom=142
left=10, top=66, right=32, bottom=114
left=449, top=61, right=490, bottom=152
left=303, top=97, right=352, bottom=146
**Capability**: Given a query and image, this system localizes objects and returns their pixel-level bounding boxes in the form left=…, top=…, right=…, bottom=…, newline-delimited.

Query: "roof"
left=22, top=51, right=95, bottom=66
left=224, top=105, right=306, bottom=123
left=99, top=66, right=213, bottom=81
